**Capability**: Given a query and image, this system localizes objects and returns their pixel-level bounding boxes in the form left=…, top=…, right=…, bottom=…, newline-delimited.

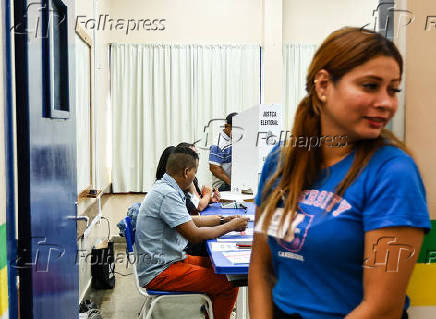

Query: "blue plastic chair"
left=121, top=216, right=214, bottom=319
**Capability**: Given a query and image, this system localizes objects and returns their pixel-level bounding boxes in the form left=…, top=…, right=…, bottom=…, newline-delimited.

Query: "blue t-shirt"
left=209, top=131, right=232, bottom=188
left=254, top=144, right=431, bottom=319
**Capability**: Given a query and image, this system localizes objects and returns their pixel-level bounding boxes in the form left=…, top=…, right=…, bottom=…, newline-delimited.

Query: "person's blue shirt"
left=209, top=131, right=232, bottom=189
left=135, top=173, right=192, bottom=287
left=254, top=144, right=431, bottom=319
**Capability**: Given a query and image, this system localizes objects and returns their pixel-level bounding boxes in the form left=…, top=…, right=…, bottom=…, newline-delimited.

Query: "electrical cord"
left=114, top=270, right=133, bottom=276
left=98, top=216, right=133, bottom=276
left=100, top=216, right=111, bottom=241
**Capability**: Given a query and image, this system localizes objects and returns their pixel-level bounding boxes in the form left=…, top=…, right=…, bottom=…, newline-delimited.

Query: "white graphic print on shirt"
left=255, top=190, right=352, bottom=253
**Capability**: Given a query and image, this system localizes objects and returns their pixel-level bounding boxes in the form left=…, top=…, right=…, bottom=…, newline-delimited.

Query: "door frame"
left=3, top=0, right=18, bottom=318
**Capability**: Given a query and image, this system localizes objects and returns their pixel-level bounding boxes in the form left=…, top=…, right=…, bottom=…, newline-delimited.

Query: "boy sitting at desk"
left=135, top=146, right=249, bottom=319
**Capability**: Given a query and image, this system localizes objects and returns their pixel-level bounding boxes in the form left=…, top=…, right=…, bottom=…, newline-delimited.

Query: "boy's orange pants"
left=146, top=255, right=239, bottom=319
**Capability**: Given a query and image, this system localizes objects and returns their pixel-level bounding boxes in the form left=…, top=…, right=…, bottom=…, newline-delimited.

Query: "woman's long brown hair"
left=260, top=27, right=410, bottom=233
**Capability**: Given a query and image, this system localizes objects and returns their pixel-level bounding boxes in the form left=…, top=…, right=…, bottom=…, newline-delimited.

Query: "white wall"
left=263, top=0, right=283, bottom=104
left=75, top=0, right=111, bottom=301
left=283, top=0, right=379, bottom=44
left=77, top=0, right=113, bottom=193
left=96, top=0, right=263, bottom=44
left=405, top=0, right=436, bottom=219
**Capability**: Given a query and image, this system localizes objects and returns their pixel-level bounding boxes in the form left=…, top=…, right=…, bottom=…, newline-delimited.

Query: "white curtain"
left=111, top=44, right=260, bottom=192
left=283, top=44, right=318, bottom=131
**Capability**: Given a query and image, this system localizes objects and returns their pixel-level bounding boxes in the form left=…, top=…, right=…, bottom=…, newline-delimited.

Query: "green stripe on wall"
left=0, top=223, right=6, bottom=269
left=417, top=220, right=436, bottom=264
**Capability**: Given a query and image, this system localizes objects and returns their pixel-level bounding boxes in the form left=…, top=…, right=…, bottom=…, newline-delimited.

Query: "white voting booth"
left=231, top=104, right=283, bottom=196
left=229, top=104, right=283, bottom=319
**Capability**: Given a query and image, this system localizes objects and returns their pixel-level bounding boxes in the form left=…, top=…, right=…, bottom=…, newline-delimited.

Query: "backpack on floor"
left=91, top=240, right=115, bottom=289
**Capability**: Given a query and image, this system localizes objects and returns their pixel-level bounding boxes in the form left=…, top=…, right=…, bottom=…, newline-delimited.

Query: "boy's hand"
left=211, top=188, right=221, bottom=202
left=227, top=217, right=249, bottom=232
left=223, top=215, right=241, bottom=223
left=201, top=185, right=213, bottom=197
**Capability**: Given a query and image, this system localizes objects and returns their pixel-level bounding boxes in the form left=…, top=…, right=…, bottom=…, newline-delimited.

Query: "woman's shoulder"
left=267, top=142, right=284, bottom=161
left=262, top=143, right=283, bottom=173
left=363, top=144, right=421, bottom=187
left=369, top=144, right=416, bottom=171
left=361, top=145, right=430, bottom=234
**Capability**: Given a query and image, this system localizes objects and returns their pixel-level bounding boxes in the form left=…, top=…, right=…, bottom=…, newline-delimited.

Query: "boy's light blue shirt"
left=135, top=173, right=192, bottom=287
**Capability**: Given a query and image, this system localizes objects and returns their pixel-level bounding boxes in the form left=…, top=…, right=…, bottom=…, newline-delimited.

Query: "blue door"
left=13, top=0, right=78, bottom=317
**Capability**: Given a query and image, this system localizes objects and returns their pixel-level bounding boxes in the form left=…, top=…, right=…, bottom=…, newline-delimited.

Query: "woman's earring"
left=320, top=95, right=327, bottom=102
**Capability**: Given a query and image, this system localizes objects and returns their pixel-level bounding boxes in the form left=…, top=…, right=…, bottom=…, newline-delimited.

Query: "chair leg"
left=144, top=297, right=152, bottom=313
left=138, top=297, right=150, bottom=319
left=202, top=296, right=214, bottom=319
left=143, top=294, right=213, bottom=319
left=144, top=296, right=163, bottom=319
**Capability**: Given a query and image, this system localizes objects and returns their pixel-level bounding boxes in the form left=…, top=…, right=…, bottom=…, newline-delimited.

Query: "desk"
left=201, top=202, right=255, bottom=275
left=202, top=202, right=255, bottom=319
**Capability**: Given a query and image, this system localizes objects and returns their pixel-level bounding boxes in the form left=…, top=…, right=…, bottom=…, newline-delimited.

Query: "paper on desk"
left=245, top=228, right=254, bottom=235
left=220, top=191, right=254, bottom=201
left=223, top=251, right=251, bottom=264
left=220, top=228, right=254, bottom=237
left=211, top=242, right=237, bottom=251
left=216, top=238, right=253, bottom=243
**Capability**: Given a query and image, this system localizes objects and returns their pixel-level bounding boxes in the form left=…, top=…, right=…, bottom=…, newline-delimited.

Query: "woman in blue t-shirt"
left=248, top=27, right=430, bottom=319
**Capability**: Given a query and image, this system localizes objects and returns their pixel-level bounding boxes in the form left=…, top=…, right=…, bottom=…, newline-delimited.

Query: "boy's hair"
left=156, top=146, right=176, bottom=180
left=166, top=146, right=199, bottom=175
left=225, top=112, right=238, bottom=125
left=176, top=142, right=194, bottom=148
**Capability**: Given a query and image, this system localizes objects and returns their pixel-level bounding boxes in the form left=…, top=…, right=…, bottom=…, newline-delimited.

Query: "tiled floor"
left=84, top=193, right=146, bottom=318
left=102, top=193, right=145, bottom=238
left=86, top=242, right=145, bottom=319
left=85, top=243, right=240, bottom=319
